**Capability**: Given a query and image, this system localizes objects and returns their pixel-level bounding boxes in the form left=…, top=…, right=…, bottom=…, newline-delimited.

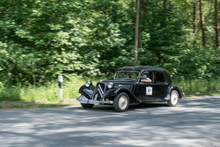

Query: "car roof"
left=116, top=66, right=167, bottom=72
left=116, top=66, right=173, bottom=82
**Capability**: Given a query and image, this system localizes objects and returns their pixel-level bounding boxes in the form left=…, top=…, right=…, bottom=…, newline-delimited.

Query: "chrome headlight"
left=85, top=81, right=92, bottom=88
left=107, top=82, right=114, bottom=89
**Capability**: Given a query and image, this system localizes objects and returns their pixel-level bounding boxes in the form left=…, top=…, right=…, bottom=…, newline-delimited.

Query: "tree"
left=1, top=0, right=220, bottom=85
left=135, top=0, right=149, bottom=61
left=199, top=0, right=206, bottom=46
left=193, top=1, right=198, bottom=48
left=135, top=0, right=140, bottom=61
left=163, top=0, right=168, bottom=9
left=215, top=0, right=219, bottom=48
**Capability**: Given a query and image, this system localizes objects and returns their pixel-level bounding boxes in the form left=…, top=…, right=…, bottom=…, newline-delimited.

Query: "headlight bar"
left=85, top=81, right=92, bottom=88
left=107, top=82, right=114, bottom=89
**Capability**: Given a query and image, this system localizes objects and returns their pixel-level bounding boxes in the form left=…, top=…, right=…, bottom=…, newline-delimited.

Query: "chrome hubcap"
left=118, top=96, right=128, bottom=110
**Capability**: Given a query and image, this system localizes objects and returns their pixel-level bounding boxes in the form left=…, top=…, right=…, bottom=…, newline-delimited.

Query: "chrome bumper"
left=77, top=95, right=113, bottom=105
left=164, top=94, right=170, bottom=100
left=182, top=92, right=185, bottom=98
left=164, top=92, right=185, bottom=101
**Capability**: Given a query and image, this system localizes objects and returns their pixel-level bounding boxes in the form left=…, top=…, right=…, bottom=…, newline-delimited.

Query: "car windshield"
left=115, top=71, right=139, bottom=81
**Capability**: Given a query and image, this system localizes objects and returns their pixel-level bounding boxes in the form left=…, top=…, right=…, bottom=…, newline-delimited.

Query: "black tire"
left=113, top=92, right=130, bottom=112
left=168, top=90, right=179, bottom=107
left=81, top=103, right=94, bottom=109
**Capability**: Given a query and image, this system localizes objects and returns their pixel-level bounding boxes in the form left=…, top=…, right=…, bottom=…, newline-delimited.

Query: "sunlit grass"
left=0, top=76, right=219, bottom=108
left=186, top=91, right=220, bottom=97
left=173, top=78, right=220, bottom=95
left=0, top=76, right=98, bottom=103
left=0, top=101, right=71, bottom=109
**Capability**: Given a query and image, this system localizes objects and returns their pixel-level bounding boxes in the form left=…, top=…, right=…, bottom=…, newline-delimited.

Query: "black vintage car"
left=77, top=66, right=184, bottom=112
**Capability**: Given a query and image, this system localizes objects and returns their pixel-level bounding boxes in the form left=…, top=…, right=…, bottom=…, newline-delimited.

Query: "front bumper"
left=77, top=95, right=113, bottom=105
left=182, top=92, right=185, bottom=98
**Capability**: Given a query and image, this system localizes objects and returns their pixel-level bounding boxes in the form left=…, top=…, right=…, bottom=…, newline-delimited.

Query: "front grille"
left=93, top=82, right=106, bottom=101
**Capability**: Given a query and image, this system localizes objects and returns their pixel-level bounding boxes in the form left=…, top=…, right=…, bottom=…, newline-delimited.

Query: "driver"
left=141, top=72, right=152, bottom=83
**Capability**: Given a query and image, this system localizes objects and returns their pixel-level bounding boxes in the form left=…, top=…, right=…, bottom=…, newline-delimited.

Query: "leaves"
left=0, top=0, right=219, bottom=86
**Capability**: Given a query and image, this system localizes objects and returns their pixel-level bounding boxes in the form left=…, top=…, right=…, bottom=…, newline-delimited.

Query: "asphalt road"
left=0, top=95, right=220, bottom=147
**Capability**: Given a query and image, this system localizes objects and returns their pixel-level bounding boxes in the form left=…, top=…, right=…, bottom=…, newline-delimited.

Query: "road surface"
left=0, top=95, right=220, bottom=147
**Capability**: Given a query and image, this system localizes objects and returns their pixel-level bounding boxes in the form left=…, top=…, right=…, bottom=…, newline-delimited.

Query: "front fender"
left=79, top=85, right=95, bottom=93
left=114, top=87, right=141, bottom=103
left=79, top=85, right=95, bottom=99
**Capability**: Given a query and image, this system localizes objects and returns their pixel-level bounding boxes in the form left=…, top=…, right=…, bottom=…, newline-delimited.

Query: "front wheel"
left=81, top=103, right=94, bottom=109
left=168, top=90, right=179, bottom=107
left=113, top=92, right=130, bottom=112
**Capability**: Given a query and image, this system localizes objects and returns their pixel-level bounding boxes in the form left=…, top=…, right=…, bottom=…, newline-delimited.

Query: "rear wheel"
left=81, top=103, right=94, bottom=109
left=168, top=90, right=179, bottom=107
left=113, top=92, right=130, bottom=112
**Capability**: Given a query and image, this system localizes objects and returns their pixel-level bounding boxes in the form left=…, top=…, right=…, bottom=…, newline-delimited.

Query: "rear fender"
left=168, top=85, right=184, bottom=98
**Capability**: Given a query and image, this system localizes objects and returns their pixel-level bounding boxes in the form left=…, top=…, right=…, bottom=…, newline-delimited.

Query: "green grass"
left=186, top=91, right=220, bottom=97
left=0, top=76, right=97, bottom=108
left=0, top=101, right=71, bottom=109
left=0, top=76, right=219, bottom=109
left=0, top=76, right=98, bottom=103
left=173, top=78, right=220, bottom=95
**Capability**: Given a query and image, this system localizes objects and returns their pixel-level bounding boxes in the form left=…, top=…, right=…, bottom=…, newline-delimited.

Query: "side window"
left=140, top=71, right=153, bottom=82
left=156, top=72, right=165, bottom=82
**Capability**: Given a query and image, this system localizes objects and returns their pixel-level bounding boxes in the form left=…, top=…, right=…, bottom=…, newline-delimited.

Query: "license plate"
left=87, top=100, right=90, bottom=104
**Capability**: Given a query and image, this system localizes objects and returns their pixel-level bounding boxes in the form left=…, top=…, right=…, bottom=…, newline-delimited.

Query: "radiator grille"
left=93, top=82, right=106, bottom=101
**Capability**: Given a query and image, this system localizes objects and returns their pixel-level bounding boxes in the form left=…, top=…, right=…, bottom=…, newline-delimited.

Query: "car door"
left=134, top=71, right=156, bottom=102
left=154, top=71, right=169, bottom=99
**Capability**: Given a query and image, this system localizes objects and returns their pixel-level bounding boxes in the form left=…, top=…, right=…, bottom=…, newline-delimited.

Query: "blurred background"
left=0, top=0, right=219, bottom=104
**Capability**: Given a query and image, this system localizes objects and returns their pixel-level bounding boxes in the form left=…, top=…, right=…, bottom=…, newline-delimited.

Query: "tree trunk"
left=163, top=0, right=167, bottom=9
left=193, top=2, right=198, bottom=48
left=138, top=0, right=143, bottom=49
left=138, top=0, right=149, bottom=48
left=135, top=0, right=141, bottom=61
left=199, top=0, right=206, bottom=46
left=135, top=0, right=149, bottom=60
left=215, top=0, right=219, bottom=48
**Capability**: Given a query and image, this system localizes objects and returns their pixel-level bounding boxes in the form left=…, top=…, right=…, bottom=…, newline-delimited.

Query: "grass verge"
left=0, top=77, right=220, bottom=109
left=0, top=99, right=80, bottom=109
left=186, top=90, right=220, bottom=97
left=0, top=76, right=98, bottom=102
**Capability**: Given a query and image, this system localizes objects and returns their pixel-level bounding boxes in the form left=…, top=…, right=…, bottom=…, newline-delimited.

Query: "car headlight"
left=107, top=82, right=114, bottom=89
left=85, top=81, right=92, bottom=88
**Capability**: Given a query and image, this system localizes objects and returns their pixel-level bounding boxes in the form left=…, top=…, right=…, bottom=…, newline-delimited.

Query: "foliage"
left=0, top=0, right=219, bottom=87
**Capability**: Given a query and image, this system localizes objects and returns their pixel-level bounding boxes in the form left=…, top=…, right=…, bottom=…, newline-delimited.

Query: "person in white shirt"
left=141, top=72, right=152, bottom=83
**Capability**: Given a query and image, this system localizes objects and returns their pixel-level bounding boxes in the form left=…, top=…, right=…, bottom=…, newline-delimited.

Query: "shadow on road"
left=68, top=102, right=169, bottom=112
left=1, top=96, right=220, bottom=147
left=182, top=96, right=220, bottom=109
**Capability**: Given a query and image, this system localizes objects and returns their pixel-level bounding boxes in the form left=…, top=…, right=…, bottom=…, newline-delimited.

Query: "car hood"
left=97, top=79, right=136, bottom=91
left=101, top=79, right=137, bottom=85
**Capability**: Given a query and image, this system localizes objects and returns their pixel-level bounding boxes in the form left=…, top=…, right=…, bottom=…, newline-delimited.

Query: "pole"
left=58, top=76, right=63, bottom=100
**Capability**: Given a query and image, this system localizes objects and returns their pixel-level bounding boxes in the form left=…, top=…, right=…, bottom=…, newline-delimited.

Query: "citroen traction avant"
left=77, top=66, right=184, bottom=112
